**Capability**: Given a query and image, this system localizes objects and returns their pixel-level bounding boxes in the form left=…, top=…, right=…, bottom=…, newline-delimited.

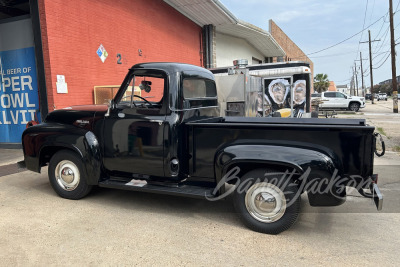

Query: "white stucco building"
left=164, top=0, right=286, bottom=68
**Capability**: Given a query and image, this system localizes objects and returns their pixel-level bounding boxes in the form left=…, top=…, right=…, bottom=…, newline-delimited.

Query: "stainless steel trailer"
left=210, top=60, right=312, bottom=118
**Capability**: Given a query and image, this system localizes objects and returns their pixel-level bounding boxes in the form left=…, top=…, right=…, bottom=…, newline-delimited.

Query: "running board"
left=99, top=179, right=215, bottom=199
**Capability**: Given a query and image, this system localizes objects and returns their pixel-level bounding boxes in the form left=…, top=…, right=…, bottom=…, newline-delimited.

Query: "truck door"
left=336, top=92, right=348, bottom=108
left=321, top=92, right=337, bottom=108
left=102, top=71, right=167, bottom=178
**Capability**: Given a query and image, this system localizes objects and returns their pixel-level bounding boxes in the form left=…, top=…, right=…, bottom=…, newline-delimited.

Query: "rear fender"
left=215, top=144, right=346, bottom=206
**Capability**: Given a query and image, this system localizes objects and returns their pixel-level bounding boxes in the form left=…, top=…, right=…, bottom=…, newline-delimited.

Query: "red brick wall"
left=269, top=20, right=314, bottom=83
left=39, top=0, right=202, bottom=110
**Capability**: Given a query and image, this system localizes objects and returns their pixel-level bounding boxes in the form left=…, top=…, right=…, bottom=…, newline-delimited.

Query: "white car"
left=377, top=93, right=388, bottom=101
left=317, top=92, right=365, bottom=112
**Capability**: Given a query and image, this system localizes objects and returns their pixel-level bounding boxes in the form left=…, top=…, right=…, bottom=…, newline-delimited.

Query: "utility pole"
left=354, top=62, right=359, bottom=96
left=389, top=0, right=398, bottom=113
left=369, top=30, right=375, bottom=103
left=352, top=67, right=355, bottom=96
left=355, top=52, right=367, bottom=96
left=360, top=52, right=365, bottom=96
left=360, top=31, right=380, bottom=104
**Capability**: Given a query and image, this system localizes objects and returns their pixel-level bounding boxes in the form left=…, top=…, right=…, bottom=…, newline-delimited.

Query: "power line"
left=356, top=0, right=370, bottom=58
left=373, top=52, right=391, bottom=69
left=374, top=3, right=400, bottom=51
left=310, top=50, right=362, bottom=59
left=375, top=29, right=400, bottom=57
left=373, top=25, right=389, bottom=52
left=368, top=0, right=376, bottom=25
left=374, top=51, right=391, bottom=65
left=309, top=47, right=391, bottom=59
left=373, top=50, right=391, bottom=60
left=335, top=78, right=352, bottom=83
left=306, top=13, right=387, bottom=56
left=373, top=13, right=389, bottom=41
left=369, top=3, right=400, bottom=59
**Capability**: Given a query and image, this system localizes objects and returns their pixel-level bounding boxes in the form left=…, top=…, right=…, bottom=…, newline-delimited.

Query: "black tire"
left=233, top=169, right=301, bottom=235
left=48, top=150, right=93, bottom=200
left=349, top=102, right=360, bottom=112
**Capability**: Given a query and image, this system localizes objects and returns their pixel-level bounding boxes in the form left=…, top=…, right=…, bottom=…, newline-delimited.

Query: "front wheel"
left=233, top=169, right=301, bottom=234
left=48, top=150, right=93, bottom=200
left=349, top=102, right=360, bottom=112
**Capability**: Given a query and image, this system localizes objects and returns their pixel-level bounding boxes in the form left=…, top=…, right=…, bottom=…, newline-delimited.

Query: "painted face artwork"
left=268, top=79, right=289, bottom=104
left=293, top=80, right=306, bottom=105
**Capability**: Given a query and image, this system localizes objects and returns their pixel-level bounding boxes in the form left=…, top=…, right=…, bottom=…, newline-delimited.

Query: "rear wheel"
left=349, top=102, right=360, bottom=112
left=233, top=169, right=301, bottom=234
left=48, top=150, right=93, bottom=199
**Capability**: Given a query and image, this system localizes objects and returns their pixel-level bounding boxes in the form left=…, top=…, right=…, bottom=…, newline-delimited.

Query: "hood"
left=45, top=105, right=108, bottom=130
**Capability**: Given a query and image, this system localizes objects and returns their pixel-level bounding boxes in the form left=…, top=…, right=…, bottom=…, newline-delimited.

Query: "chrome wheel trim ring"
left=55, top=160, right=80, bottom=191
left=245, top=182, right=286, bottom=223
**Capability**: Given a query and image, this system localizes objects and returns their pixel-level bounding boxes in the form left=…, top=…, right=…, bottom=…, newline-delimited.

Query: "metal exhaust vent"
left=233, top=59, right=248, bottom=69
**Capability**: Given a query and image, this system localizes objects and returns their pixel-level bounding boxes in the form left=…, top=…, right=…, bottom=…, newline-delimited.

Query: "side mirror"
left=109, top=99, right=115, bottom=108
left=105, top=99, right=114, bottom=117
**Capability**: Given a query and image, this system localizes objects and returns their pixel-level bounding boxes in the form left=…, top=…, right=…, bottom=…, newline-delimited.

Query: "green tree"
left=313, top=73, right=330, bottom=93
left=374, top=84, right=392, bottom=95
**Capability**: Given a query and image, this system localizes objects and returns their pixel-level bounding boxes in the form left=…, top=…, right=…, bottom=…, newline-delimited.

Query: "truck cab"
left=100, top=63, right=219, bottom=181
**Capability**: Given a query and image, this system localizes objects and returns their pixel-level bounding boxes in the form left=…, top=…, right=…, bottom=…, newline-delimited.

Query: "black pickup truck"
left=21, top=63, right=383, bottom=234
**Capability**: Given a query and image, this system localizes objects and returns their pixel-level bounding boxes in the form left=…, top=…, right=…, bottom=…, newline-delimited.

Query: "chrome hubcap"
left=61, top=167, right=74, bottom=183
left=245, top=183, right=286, bottom=223
left=55, top=160, right=80, bottom=191
left=254, top=192, right=277, bottom=213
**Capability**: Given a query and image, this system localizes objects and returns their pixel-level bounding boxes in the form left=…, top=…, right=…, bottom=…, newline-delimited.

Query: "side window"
left=116, top=70, right=165, bottom=110
left=325, top=92, right=335, bottom=98
left=336, top=92, right=346, bottom=98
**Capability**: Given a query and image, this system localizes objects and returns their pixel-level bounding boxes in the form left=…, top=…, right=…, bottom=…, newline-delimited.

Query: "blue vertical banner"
left=0, top=47, right=40, bottom=143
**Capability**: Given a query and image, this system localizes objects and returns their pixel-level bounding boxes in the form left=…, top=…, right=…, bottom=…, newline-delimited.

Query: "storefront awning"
left=164, top=0, right=285, bottom=57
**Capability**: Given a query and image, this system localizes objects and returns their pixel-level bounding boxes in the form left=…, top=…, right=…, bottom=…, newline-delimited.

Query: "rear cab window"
left=182, top=78, right=217, bottom=109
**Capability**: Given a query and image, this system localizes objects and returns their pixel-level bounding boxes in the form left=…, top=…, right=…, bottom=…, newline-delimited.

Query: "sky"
left=219, top=0, right=400, bottom=87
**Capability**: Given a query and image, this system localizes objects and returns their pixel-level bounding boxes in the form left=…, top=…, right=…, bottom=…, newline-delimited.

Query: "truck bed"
left=186, top=117, right=375, bottom=179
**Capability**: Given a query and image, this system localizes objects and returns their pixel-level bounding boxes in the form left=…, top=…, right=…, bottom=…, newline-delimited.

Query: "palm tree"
left=314, top=74, right=330, bottom=93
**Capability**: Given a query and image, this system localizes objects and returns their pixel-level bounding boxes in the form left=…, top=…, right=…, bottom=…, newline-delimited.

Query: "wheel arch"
left=215, top=144, right=346, bottom=207
left=35, top=129, right=102, bottom=185
left=348, top=101, right=361, bottom=107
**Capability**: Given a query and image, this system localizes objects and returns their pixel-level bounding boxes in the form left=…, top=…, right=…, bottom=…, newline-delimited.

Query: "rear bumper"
left=372, top=183, right=383, bottom=210
left=357, top=174, right=383, bottom=211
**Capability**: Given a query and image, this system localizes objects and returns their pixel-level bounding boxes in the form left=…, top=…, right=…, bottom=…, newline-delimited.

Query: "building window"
left=252, top=57, right=262, bottom=65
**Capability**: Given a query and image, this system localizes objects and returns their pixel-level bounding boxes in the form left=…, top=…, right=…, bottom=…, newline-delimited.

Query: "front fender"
left=215, top=144, right=346, bottom=206
left=22, top=123, right=102, bottom=185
